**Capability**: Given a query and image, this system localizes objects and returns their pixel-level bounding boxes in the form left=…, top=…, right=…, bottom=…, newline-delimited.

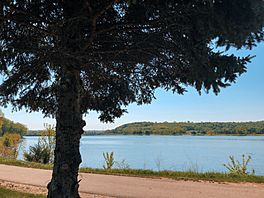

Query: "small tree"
left=0, top=1, right=263, bottom=197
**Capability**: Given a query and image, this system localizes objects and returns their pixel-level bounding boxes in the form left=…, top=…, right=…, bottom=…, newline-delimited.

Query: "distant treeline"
left=26, top=130, right=45, bottom=136
left=83, top=130, right=105, bottom=136
left=27, top=130, right=105, bottom=136
left=0, top=117, right=28, bottom=136
left=106, top=121, right=264, bottom=136
left=26, top=121, right=264, bottom=136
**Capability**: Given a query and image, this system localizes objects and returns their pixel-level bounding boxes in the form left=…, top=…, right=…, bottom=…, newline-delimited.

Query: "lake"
left=18, top=136, right=264, bottom=175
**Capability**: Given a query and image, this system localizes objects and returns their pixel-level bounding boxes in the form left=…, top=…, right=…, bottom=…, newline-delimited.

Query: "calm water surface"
left=18, top=136, right=264, bottom=175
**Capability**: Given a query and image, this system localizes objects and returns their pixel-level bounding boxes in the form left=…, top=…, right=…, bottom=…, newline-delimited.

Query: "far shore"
left=24, top=133, right=264, bottom=136
left=26, top=120, right=264, bottom=136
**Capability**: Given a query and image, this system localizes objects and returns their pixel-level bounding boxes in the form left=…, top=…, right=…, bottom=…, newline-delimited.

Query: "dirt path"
left=0, top=164, right=263, bottom=198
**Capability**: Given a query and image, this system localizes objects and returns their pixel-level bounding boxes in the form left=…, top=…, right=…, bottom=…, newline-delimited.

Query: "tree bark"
left=47, top=68, right=85, bottom=198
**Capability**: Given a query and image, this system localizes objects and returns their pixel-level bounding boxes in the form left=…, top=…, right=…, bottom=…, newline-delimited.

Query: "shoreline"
left=1, top=158, right=264, bottom=183
left=24, top=134, right=264, bottom=136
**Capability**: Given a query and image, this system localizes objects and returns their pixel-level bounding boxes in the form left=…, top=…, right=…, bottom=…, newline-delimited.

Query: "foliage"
left=0, top=111, right=26, bottom=162
left=108, top=121, right=264, bottom=135
left=24, top=143, right=52, bottom=164
left=103, top=152, right=115, bottom=170
left=2, top=133, right=20, bottom=146
left=23, top=124, right=55, bottom=164
left=0, top=117, right=28, bottom=137
left=0, top=133, right=21, bottom=159
left=223, top=154, right=255, bottom=175
left=82, top=130, right=106, bottom=136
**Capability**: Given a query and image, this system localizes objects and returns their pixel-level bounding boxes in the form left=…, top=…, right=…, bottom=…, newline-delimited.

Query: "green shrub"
left=23, top=124, right=55, bottom=164
left=0, top=133, right=21, bottom=159
left=23, top=143, right=51, bottom=164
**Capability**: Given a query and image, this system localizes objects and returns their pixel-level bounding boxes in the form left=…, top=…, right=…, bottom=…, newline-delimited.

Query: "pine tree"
left=1, top=1, right=263, bottom=197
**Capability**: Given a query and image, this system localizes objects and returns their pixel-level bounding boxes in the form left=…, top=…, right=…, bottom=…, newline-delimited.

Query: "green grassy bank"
left=0, top=187, right=45, bottom=198
left=1, top=158, right=264, bottom=183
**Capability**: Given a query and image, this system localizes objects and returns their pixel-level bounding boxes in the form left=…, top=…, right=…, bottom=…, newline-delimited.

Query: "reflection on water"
left=18, top=135, right=264, bottom=175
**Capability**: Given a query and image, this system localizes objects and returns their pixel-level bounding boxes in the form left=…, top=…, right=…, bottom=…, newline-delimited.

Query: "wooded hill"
left=0, top=117, right=28, bottom=136
left=106, top=121, right=264, bottom=136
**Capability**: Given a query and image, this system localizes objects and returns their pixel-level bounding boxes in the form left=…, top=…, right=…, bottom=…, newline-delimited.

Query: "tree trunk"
left=47, top=68, right=85, bottom=198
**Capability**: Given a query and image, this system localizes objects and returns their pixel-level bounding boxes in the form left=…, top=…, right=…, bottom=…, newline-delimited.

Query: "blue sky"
left=1, top=43, right=264, bottom=130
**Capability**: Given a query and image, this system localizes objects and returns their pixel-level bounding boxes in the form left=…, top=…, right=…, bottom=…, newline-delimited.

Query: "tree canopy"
left=1, top=0, right=263, bottom=121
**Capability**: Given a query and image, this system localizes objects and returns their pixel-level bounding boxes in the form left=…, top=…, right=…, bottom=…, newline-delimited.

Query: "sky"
left=1, top=43, right=264, bottom=130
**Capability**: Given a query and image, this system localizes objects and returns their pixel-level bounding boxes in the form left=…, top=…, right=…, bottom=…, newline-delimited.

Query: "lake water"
left=18, top=136, right=264, bottom=175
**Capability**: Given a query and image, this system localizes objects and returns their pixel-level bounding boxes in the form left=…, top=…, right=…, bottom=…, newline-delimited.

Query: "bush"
left=23, top=124, right=55, bottom=164
left=24, top=143, right=51, bottom=164
left=0, top=133, right=21, bottom=159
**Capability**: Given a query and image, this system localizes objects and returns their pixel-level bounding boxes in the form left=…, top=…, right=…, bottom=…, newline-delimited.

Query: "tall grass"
left=223, top=154, right=255, bottom=175
left=103, top=152, right=115, bottom=170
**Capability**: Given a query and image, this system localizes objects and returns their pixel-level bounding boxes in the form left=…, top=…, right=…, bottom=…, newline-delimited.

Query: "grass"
left=81, top=168, right=264, bottom=183
left=0, top=187, right=45, bottom=198
left=0, top=157, right=52, bottom=169
left=1, top=158, right=264, bottom=183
